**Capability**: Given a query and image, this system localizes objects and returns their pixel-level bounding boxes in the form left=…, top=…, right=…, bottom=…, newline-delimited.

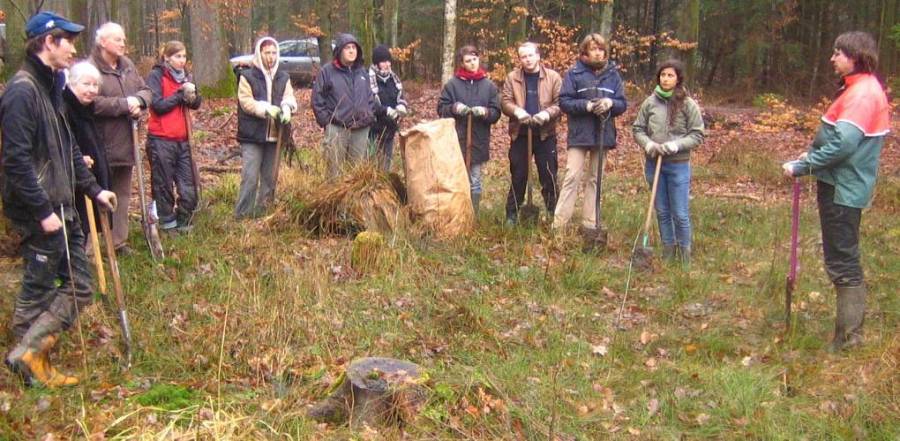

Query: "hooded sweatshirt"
left=311, top=33, right=376, bottom=129
left=236, top=37, right=297, bottom=143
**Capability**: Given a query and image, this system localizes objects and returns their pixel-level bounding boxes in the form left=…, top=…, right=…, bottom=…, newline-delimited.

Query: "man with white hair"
left=90, top=22, right=152, bottom=255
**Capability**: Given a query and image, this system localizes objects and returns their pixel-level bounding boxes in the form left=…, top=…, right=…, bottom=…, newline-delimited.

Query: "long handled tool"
left=184, top=108, right=203, bottom=210
left=520, top=125, right=541, bottom=224
left=465, top=113, right=473, bottom=172
left=631, top=155, right=663, bottom=271
left=583, top=115, right=609, bottom=252
left=785, top=178, right=801, bottom=330
left=98, top=207, right=133, bottom=368
left=131, top=120, right=164, bottom=260
left=84, top=196, right=106, bottom=295
left=272, top=123, right=285, bottom=197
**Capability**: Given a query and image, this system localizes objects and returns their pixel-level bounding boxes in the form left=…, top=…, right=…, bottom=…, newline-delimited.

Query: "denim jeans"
left=646, top=160, right=692, bottom=248
left=817, top=181, right=864, bottom=286
left=469, top=162, right=483, bottom=196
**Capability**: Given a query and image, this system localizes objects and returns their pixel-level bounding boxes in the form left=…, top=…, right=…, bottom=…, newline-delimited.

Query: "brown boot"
left=5, top=313, right=78, bottom=387
left=829, top=285, right=866, bottom=352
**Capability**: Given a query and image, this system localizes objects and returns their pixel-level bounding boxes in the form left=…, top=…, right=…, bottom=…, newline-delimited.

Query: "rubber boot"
left=679, top=246, right=692, bottom=269
left=5, top=313, right=78, bottom=387
left=471, top=193, right=481, bottom=216
left=829, top=285, right=866, bottom=352
left=662, top=245, right=676, bottom=262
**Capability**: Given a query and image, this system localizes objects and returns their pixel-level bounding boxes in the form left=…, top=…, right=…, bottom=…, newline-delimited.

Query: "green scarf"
left=655, top=85, right=673, bottom=99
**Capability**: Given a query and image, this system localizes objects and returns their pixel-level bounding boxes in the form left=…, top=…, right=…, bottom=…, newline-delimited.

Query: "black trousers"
left=147, top=137, right=198, bottom=225
left=505, top=130, right=558, bottom=217
left=817, top=181, right=864, bottom=287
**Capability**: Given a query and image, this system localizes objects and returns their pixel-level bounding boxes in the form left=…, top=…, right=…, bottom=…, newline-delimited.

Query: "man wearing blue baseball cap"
left=1, top=11, right=118, bottom=388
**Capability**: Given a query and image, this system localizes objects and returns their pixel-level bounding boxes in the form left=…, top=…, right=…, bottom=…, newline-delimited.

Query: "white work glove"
left=395, top=104, right=408, bottom=116
left=532, top=110, right=550, bottom=126
left=266, top=104, right=282, bottom=120
left=782, top=160, right=801, bottom=177
left=596, top=98, right=613, bottom=114
left=585, top=100, right=596, bottom=113
left=386, top=106, right=399, bottom=120
left=279, top=105, right=292, bottom=124
left=126, top=96, right=142, bottom=117
left=513, top=107, right=530, bottom=122
left=453, top=102, right=470, bottom=115
left=661, top=142, right=679, bottom=155
left=95, top=190, right=118, bottom=212
left=644, top=141, right=661, bottom=158
left=182, top=82, right=197, bottom=102
left=470, top=106, right=487, bottom=117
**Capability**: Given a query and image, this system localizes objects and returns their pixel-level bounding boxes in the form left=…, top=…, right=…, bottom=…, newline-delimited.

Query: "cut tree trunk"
left=308, top=357, right=428, bottom=429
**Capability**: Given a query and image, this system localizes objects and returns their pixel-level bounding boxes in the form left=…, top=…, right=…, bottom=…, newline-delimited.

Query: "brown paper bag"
left=400, top=118, right=474, bottom=238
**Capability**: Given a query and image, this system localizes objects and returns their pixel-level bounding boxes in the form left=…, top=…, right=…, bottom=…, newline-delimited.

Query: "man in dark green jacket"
left=783, top=31, right=890, bottom=352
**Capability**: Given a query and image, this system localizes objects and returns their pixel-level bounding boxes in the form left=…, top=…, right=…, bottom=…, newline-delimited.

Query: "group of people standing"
left=437, top=34, right=703, bottom=264
left=0, top=7, right=888, bottom=390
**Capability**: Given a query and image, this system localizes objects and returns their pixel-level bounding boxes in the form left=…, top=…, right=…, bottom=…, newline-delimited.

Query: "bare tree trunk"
left=349, top=0, right=375, bottom=61
left=599, top=0, right=614, bottom=39
left=188, top=0, right=230, bottom=93
left=677, top=0, right=699, bottom=84
left=316, top=0, right=332, bottom=65
left=441, top=0, right=456, bottom=84
left=384, top=0, right=399, bottom=47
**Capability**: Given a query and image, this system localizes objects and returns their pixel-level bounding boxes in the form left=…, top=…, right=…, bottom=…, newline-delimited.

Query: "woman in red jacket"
left=146, top=40, right=202, bottom=232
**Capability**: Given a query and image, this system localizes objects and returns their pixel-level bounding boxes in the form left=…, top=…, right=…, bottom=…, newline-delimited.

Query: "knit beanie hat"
left=372, top=45, right=392, bottom=64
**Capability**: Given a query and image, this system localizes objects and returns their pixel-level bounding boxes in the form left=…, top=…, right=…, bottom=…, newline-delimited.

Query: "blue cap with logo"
left=25, top=11, right=85, bottom=39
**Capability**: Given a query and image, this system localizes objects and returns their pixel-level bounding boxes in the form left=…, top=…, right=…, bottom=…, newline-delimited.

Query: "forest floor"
left=0, top=85, right=897, bottom=440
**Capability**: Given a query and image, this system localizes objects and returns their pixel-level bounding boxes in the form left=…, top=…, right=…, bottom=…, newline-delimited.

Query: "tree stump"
left=308, top=357, right=428, bottom=429
left=351, top=231, right=386, bottom=273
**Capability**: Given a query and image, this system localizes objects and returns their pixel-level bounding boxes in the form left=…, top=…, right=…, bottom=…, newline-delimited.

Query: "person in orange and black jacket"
left=146, top=40, right=202, bottom=233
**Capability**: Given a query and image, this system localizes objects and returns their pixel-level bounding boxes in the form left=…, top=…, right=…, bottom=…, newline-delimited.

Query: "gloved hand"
left=453, top=102, right=470, bottom=115
left=386, top=106, right=399, bottom=121
left=661, top=142, right=679, bottom=155
left=470, top=106, right=487, bottom=117
left=266, top=105, right=282, bottom=120
left=182, top=82, right=197, bottom=103
left=395, top=104, right=408, bottom=117
left=585, top=100, right=596, bottom=113
left=532, top=110, right=550, bottom=126
left=782, top=161, right=800, bottom=177
left=279, top=105, right=292, bottom=124
left=592, top=97, right=613, bottom=115
left=513, top=107, right=530, bottom=123
left=644, top=141, right=661, bottom=158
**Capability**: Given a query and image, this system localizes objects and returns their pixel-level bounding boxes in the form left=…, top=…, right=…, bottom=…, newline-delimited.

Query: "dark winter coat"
left=0, top=55, right=102, bottom=223
left=559, top=59, right=627, bottom=150
left=90, top=47, right=153, bottom=167
left=369, top=66, right=408, bottom=136
left=64, top=87, right=110, bottom=191
left=147, top=63, right=202, bottom=141
left=311, top=34, right=376, bottom=129
left=436, top=76, right=502, bottom=165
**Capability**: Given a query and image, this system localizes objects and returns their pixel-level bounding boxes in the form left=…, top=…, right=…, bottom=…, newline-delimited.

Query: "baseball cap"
left=26, top=11, right=85, bottom=39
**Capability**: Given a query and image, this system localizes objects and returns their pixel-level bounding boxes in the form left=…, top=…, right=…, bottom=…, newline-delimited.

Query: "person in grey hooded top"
left=311, top=33, right=376, bottom=178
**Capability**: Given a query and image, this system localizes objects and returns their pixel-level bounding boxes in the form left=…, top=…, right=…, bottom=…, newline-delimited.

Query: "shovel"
left=785, top=178, right=801, bottom=330
left=272, top=123, right=285, bottom=197
left=465, top=113, right=473, bottom=172
left=84, top=196, right=106, bottom=295
left=98, top=206, right=133, bottom=368
left=519, top=124, right=540, bottom=224
left=131, top=120, right=164, bottom=260
left=631, top=155, right=663, bottom=271
left=184, top=107, right=203, bottom=211
left=582, top=149, right=609, bottom=252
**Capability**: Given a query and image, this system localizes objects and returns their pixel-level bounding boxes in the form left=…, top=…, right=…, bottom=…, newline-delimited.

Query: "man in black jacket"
left=368, top=45, right=409, bottom=171
left=1, top=11, right=117, bottom=387
left=312, top=33, right=376, bottom=178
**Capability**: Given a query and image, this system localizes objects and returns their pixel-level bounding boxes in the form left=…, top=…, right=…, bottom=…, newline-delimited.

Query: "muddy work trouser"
left=147, top=136, right=198, bottom=227
left=9, top=209, right=93, bottom=340
left=817, top=181, right=864, bottom=287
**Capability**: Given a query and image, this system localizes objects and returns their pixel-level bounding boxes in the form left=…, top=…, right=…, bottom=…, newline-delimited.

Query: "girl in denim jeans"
left=632, top=59, right=705, bottom=265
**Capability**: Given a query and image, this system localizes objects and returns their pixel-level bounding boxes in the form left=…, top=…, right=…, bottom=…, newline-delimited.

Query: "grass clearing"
left=0, top=146, right=898, bottom=439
